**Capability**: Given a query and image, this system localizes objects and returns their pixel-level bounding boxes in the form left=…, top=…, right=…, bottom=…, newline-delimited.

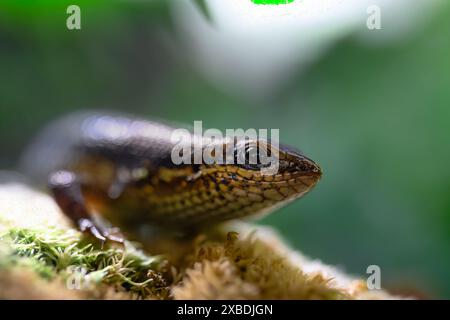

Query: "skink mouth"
left=283, top=163, right=322, bottom=175
left=279, top=154, right=322, bottom=176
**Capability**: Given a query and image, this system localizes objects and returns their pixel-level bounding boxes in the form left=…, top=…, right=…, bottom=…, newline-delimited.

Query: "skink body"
left=22, top=111, right=322, bottom=243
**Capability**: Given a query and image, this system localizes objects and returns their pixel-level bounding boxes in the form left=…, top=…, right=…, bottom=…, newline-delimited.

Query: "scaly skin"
left=21, top=112, right=322, bottom=243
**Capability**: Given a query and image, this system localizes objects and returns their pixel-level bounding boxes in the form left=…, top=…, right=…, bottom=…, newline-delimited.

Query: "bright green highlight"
left=252, top=0, right=295, bottom=5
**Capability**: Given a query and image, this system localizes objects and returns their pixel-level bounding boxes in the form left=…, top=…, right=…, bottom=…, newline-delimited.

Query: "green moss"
left=0, top=227, right=170, bottom=299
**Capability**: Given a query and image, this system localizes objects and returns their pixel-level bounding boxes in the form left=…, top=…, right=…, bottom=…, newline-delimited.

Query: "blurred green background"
left=0, top=1, right=449, bottom=298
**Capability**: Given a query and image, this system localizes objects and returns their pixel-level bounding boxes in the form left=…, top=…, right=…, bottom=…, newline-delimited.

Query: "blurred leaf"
left=193, top=0, right=212, bottom=22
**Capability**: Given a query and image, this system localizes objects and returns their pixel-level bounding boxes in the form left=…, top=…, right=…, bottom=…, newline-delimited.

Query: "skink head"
left=151, top=137, right=322, bottom=227
left=188, top=138, right=322, bottom=223
left=225, top=138, right=322, bottom=201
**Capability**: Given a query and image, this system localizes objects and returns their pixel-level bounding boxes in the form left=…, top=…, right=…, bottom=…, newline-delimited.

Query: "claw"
left=78, top=218, right=124, bottom=247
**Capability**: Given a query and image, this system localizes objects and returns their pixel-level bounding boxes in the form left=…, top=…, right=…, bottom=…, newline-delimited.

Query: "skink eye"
left=235, top=143, right=271, bottom=170
left=245, top=145, right=258, bottom=164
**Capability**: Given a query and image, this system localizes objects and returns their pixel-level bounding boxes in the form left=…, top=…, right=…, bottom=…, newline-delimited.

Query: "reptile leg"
left=48, top=170, right=124, bottom=245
